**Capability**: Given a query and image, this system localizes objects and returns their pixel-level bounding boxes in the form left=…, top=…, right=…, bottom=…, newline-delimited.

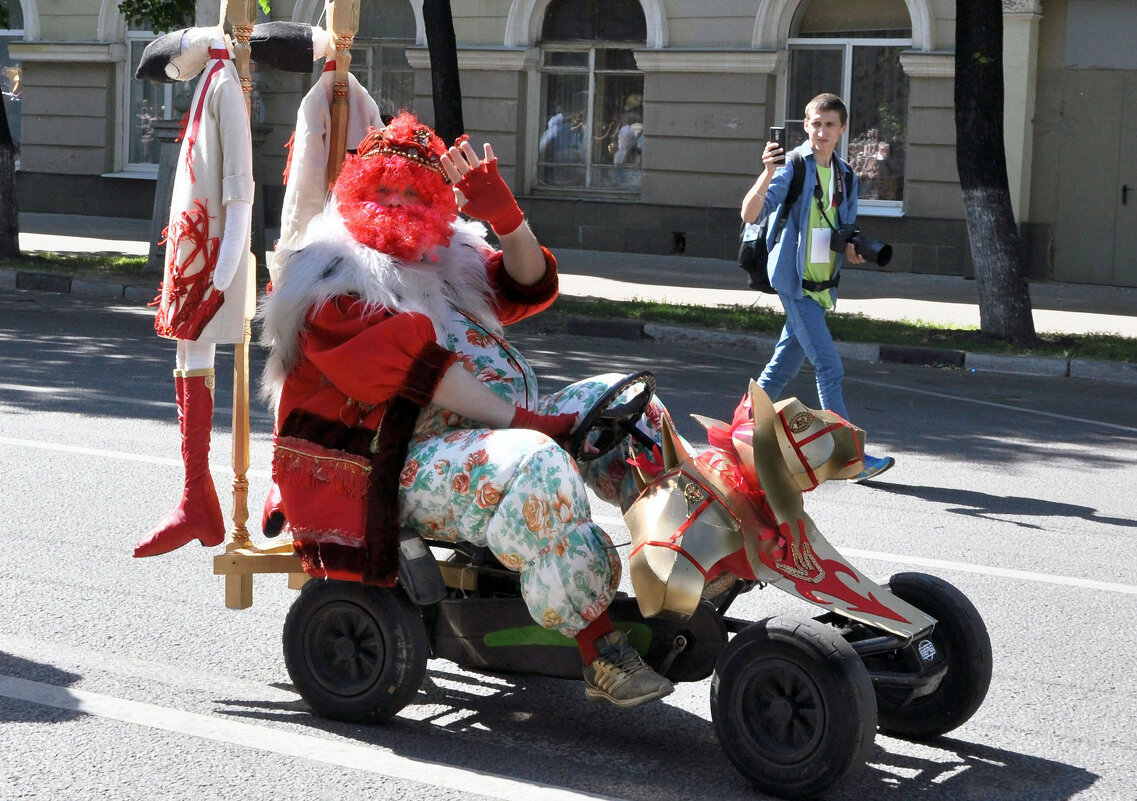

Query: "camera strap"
left=811, top=161, right=847, bottom=288
left=813, top=183, right=841, bottom=231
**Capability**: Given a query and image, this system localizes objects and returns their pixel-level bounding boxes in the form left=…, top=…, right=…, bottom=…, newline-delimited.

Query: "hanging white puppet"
left=133, top=26, right=255, bottom=558
left=246, top=18, right=385, bottom=260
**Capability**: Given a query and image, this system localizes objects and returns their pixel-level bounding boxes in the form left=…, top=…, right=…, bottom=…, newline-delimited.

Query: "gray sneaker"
left=583, top=630, right=674, bottom=708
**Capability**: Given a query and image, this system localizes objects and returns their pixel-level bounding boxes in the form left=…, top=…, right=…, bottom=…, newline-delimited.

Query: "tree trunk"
left=422, top=0, right=464, bottom=144
left=955, top=0, right=1035, bottom=343
left=0, top=92, right=17, bottom=257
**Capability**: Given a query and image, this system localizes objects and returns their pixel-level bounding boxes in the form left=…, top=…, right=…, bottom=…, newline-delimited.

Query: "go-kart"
left=218, top=371, right=992, bottom=800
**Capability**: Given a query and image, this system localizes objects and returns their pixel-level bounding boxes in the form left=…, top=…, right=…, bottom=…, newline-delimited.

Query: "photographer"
left=740, top=93, right=894, bottom=481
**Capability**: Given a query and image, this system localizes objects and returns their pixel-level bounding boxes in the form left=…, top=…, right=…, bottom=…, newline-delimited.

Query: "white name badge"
left=810, top=227, right=832, bottom=263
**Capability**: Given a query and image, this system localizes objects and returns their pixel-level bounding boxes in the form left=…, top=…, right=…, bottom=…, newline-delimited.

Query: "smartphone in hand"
left=769, top=126, right=786, bottom=164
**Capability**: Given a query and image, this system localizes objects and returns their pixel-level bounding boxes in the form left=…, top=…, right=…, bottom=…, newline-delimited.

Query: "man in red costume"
left=260, top=112, right=674, bottom=708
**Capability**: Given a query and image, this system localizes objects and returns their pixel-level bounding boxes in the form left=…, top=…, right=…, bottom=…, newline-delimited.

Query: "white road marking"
left=4, top=434, right=1135, bottom=595
left=706, top=351, right=1137, bottom=434
left=0, top=382, right=275, bottom=422
left=0, top=675, right=624, bottom=801
left=847, top=377, right=1137, bottom=435
left=0, top=436, right=271, bottom=479
left=843, top=548, right=1137, bottom=595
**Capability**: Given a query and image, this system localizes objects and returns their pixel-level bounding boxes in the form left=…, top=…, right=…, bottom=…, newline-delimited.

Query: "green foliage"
left=117, top=0, right=193, bottom=33
left=876, top=102, right=903, bottom=143
left=117, top=0, right=273, bottom=34
left=0, top=0, right=10, bottom=30
left=0, top=252, right=152, bottom=279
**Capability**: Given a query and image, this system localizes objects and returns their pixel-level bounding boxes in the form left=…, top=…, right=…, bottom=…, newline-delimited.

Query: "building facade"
left=5, top=0, right=1136, bottom=286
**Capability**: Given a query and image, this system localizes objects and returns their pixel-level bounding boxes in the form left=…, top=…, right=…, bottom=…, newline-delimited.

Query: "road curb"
left=964, top=351, right=1069, bottom=378
left=4, top=267, right=1135, bottom=385
left=1069, top=357, right=1137, bottom=385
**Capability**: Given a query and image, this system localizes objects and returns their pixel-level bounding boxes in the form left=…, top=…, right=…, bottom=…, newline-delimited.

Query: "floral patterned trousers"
left=396, top=313, right=671, bottom=637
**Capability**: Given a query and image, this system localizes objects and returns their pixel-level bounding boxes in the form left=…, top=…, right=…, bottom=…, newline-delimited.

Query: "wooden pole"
left=324, top=0, right=361, bottom=188
left=222, top=0, right=257, bottom=609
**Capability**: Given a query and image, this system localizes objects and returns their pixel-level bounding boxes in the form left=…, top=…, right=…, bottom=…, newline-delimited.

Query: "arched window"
left=125, top=14, right=193, bottom=168
left=1, top=1, right=23, bottom=148
left=316, top=0, right=415, bottom=118
left=786, top=0, right=911, bottom=207
left=537, top=0, right=645, bottom=192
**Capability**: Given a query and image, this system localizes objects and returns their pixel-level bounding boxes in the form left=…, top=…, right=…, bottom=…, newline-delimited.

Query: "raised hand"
left=441, top=139, right=524, bottom=236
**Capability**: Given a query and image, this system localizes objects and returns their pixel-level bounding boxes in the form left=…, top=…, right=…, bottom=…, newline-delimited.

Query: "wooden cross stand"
left=213, top=0, right=360, bottom=608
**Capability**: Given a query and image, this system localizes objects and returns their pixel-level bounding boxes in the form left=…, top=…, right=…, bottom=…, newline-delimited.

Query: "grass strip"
left=551, top=296, right=1137, bottom=363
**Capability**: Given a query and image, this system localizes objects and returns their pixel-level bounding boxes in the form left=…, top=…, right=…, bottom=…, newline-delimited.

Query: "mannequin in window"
left=539, top=106, right=584, bottom=184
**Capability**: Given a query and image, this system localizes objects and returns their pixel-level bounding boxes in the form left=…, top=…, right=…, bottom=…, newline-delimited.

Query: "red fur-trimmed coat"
left=260, top=216, right=558, bottom=585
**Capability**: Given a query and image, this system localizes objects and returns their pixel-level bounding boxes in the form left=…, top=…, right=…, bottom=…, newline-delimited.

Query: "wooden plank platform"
left=213, top=543, right=308, bottom=610
left=212, top=542, right=480, bottom=608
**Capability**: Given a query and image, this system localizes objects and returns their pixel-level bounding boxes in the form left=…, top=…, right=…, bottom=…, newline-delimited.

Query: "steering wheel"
left=570, top=371, right=657, bottom=463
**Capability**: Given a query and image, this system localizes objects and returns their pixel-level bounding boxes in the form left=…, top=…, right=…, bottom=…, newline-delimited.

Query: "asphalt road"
left=2, top=288, right=1135, bottom=801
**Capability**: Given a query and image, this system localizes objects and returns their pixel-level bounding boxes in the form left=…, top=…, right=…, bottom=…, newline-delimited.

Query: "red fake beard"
left=337, top=157, right=458, bottom=263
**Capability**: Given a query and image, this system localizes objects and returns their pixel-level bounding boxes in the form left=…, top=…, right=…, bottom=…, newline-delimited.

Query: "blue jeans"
left=758, top=294, right=849, bottom=420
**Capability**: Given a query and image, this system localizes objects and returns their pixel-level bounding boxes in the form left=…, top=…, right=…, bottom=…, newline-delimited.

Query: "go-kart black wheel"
left=872, top=572, right=992, bottom=740
left=283, top=580, right=428, bottom=723
left=570, top=370, right=656, bottom=462
left=710, top=617, right=877, bottom=800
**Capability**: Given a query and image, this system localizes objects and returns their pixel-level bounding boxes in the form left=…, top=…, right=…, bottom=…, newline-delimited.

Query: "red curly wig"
left=334, top=112, right=458, bottom=262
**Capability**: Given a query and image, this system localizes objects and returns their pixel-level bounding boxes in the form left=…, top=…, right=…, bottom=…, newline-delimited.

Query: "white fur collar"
left=259, top=210, right=499, bottom=409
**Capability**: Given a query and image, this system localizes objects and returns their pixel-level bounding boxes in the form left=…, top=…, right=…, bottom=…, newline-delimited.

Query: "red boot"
left=134, top=369, right=226, bottom=557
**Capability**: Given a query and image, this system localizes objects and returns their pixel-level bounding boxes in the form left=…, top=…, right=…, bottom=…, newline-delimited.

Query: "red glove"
left=511, top=407, right=577, bottom=448
left=455, top=157, right=525, bottom=236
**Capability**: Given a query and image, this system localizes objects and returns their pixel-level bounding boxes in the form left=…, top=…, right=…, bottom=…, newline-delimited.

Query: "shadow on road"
left=0, top=653, right=83, bottom=723
left=212, top=666, right=1098, bottom=801
left=860, top=481, right=1137, bottom=529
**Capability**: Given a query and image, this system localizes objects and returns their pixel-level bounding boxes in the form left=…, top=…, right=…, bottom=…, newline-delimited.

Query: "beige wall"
left=1027, top=0, right=1067, bottom=227
left=639, top=68, right=776, bottom=207
left=452, top=0, right=512, bottom=46
left=663, top=2, right=755, bottom=48
left=904, top=75, right=961, bottom=219
left=19, top=60, right=115, bottom=174
left=32, top=4, right=100, bottom=42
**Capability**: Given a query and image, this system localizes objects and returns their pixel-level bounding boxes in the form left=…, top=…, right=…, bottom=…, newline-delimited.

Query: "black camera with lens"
left=830, top=224, right=893, bottom=267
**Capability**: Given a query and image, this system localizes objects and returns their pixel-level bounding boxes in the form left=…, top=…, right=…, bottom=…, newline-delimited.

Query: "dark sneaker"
left=583, top=630, right=674, bottom=708
left=853, top=453, right=895, bottom=483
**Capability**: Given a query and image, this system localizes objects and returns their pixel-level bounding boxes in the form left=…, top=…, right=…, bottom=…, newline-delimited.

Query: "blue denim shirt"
left=759, top=142, right=859, bottom=303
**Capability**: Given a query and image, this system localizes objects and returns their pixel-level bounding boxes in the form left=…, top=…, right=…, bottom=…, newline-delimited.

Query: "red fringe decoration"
left=153, top=199, right=225, bottom=340
left=282, top=130, right=296, bottom=185
left=272, top=436, right=371, bottom=500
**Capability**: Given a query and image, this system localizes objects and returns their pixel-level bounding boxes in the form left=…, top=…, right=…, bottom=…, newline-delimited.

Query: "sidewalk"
left=7, top=212, right=1137, bottom=385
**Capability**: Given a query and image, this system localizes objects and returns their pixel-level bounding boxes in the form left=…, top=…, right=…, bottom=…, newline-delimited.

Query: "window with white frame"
left=786, top=0, right=911, bottom=207
left=125, top=16, right=193, bottom=169
left=537, top=0, right=646, bottom=192
left=1, top=1, right=23, bottom=151
left=315, top=0, right=415, bottom=118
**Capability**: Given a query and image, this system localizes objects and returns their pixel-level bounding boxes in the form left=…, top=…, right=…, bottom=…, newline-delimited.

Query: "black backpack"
left=737, top=152, right=854, bottom=294
left=737, top=151, right=805, bottom=294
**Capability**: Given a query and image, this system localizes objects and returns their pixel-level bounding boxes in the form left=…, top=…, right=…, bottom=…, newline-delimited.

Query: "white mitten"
left=213, top=199, right=251, bottom=292
left=165, top=27, right=220, bottom=81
